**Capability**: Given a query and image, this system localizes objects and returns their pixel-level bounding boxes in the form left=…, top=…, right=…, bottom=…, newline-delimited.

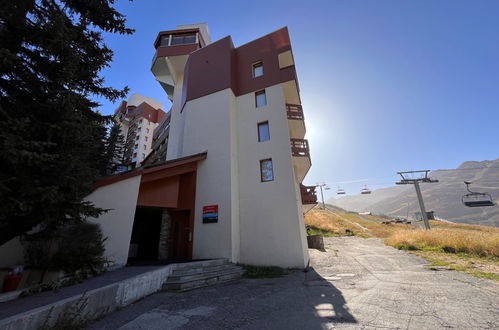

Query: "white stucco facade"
left=85, top=175, right=141, bottom=268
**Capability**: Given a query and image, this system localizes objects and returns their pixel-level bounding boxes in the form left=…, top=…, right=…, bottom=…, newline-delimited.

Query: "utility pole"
left=405, top=202, right=410, bottom=221
left=396, top=170, right=438, bottom=230
left=316, top=183, right=330, bottom=209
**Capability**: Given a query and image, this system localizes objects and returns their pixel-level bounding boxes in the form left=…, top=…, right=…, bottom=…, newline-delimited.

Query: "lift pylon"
left=396, top=170, right=438, bottom=230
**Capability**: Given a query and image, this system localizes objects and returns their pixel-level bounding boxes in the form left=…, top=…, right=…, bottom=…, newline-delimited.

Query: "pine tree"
left=0, top=0, right=134, bottom=245
left=102, top=120, right=126, bottom=175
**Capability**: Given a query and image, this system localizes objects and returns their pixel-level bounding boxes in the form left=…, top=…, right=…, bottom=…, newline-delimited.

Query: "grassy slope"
left=305, top=207, right=499, bottom=281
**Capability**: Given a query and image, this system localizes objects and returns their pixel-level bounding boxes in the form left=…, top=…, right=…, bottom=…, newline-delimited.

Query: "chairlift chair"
left=361, top=185, right=371, bottom=195
left=462, top=181, right=494, bottom=207
left=336, top=187, right=346, bottom=195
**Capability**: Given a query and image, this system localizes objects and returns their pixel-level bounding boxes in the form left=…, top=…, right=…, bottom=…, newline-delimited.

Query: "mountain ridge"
left=328, top=159, right=499, bottom=227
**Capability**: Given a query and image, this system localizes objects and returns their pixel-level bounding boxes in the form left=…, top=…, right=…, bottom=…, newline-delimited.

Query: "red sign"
left=202, top=205, right=218, bottom=223
left=203, top=205, right=218, bottom=214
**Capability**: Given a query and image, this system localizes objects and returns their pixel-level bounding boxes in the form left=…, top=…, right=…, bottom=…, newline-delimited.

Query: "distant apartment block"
left=114, top=94, right=166, bottom=168
left=85, top=23, right=318, bottom=269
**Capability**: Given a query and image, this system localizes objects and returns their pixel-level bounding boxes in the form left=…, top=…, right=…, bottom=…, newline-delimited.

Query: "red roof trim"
left=94, top=152, right=207, bottom=189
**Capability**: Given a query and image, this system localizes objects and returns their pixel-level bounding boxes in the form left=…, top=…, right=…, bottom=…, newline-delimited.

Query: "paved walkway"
left=0, top=266, right=161, bottom=320
left=89, top=237, right=499, bottom=329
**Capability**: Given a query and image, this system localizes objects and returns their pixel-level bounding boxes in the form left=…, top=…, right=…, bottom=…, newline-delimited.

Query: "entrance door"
left=169, top=210, right=190, bottom=259
left=129, top=207, right=162, bottom=261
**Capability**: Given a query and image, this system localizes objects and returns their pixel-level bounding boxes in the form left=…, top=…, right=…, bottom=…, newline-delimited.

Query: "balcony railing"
left=291, top=138, right=310, bottom=158
left=286, top=104, right=304, bottom=120
left=300, top=184, right=317, bottom=204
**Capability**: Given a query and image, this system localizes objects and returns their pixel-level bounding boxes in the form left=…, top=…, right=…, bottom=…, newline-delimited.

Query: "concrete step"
left=170, top=259, right=229, bottom=271
left=163, top=268, right=244, bottom=291
left=167, top=266, right=244, bottom=283
left=171, top=263, right=236, bottom=276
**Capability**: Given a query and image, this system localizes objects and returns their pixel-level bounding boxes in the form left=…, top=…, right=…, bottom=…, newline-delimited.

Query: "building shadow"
left=301, top=267, right=357, bottom=327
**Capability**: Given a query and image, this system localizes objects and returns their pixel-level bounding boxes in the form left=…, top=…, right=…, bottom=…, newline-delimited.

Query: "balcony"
left=286, top=104, right=306, bottom=139
left=300, top=184, right=317, bottom=214
left=291, top=138, right=311, bottom=183
left=151, top=29, right=203, bottom=98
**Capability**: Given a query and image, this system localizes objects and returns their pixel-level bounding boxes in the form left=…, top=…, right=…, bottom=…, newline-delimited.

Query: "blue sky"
left=97, top=0, right=499, bottom=200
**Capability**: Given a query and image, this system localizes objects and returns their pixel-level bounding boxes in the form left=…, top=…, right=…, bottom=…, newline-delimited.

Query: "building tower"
left=150, top=23, right=317, bottom=267
left=114, top=94, right=166, bottom=168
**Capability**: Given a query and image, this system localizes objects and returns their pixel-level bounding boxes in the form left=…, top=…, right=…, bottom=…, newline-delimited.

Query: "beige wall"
left=236, top=84, right=309, bottom=268
left=173, top=84, right=308, bottom=268
left=180, top=89, right=237, bottom=261
left=86, top=176, right=141, bottom=268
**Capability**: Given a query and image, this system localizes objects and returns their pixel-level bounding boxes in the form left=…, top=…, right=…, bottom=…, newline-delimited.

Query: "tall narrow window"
left=253, top=61, right=263, bottom=77
left=260, top=159, right=274, bottom=182
left=145, top=136, right=148, bottom=142
left=255, top=90, right=267, bottom=107
left=258, top=121, right=270, bottom=142
left=143, top=145, right=146, bottom=150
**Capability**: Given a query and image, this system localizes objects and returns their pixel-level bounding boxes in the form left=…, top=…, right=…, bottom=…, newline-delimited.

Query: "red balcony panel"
left=301, top=184, right=317, bottom=204
left=291, top=138, right=310, bottom=158
left=286, top=104, right=304, bottom=120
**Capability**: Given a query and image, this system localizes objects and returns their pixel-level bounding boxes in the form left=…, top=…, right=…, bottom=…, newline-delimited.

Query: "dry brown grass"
left=385, top=228, right=499, bottom=258
left=304, top=209, right=368, bottom=237
left=428, top=220, right=499, bottom=233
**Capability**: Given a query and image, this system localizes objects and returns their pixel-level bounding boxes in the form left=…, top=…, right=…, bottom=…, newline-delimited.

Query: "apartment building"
left=114, top=94, right=166, bottom=168
left=85, top=23, right=318, bottom=269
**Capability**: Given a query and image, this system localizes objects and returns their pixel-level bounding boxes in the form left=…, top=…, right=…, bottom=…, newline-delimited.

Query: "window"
left=260, top=159, right=274, bottom=182
left=136, top=135, right=140, bottom=140
left=258, top=121, right=270, bottom=142
left=171, top=34, right=196, bottom=45
left=253, top=61, right=263, bottom=77
left=133, top=152, right=137, bottom=158
left=134, top=144, right=138, bottom=149
left=145, top=136, right=148, bottom=142
left=146, top=128, right=150, bottom=134
left=142, top=153, right=145, bottom=159
left=139, top=119, right=143, bottom=124
left=143, top=145, right=146, bottom=150
left=160, top=35, right=170, bottom=46
left=255, top=90, right=267, bottom=107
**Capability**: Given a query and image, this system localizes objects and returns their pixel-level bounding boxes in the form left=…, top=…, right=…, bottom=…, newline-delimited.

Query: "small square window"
left=142, top=153, right=146, bottom=159
left=143, top=145, right=147, bottom=150
left=258, top=121, right=270, bottom=142
left=260, top=159, right=274, bottom=182
left=136, top=135, right=140, bottom=140
left=133, top=152, right=137, bottom=158
left=255, top=90, right=267, bottom=107
left=253, top=62, right=263, bottom=77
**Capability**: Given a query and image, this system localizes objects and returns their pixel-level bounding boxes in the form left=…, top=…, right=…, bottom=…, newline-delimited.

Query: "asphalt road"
left=89, top=237, right=499, bottom=329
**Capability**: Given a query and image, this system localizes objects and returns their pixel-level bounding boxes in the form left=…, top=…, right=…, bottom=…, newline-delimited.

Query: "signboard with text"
left=202, top=205, right=218, bottom=223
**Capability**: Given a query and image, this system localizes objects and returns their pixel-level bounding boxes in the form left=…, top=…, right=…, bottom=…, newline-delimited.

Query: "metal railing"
left=286, top=104, right=304, bottom=120
left=290, top=138, right=310, bottom=157
left=300, top=184, right=317, bottom=204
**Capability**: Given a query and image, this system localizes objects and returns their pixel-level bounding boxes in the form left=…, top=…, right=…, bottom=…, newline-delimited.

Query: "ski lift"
left=336, top=187, right=346, bottom=195
left=462, top=181, right=494, bottom=207
left=361, top=185, right=371, bottom=195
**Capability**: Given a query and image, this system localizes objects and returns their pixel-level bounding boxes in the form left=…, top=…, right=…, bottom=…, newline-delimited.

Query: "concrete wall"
left=236, top=84, right=309, bottom=268
left=86, top=176, right=141, bottom=268
left=180, top=89, right=237, bottom=261
left=0, top=264, right=175, bottom=330
left=0, top=238, right=24, bottom=268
